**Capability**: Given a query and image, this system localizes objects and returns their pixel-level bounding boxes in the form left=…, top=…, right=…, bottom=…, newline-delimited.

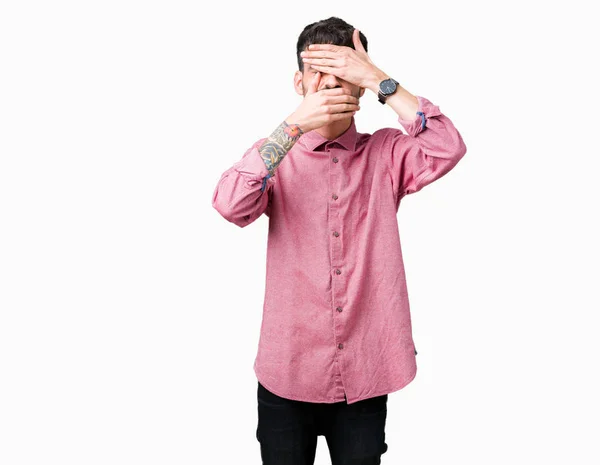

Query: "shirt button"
left=335, top=269, right=341, bottom=275
left=338, top=343, right=344, bottom=349
left=336, top=306, right=343, bottom=312
left=333, top=231, right=339, bottom=237
left=332, top=194, right=338, bottom=200
left=332, top=157, right=339, bottom=163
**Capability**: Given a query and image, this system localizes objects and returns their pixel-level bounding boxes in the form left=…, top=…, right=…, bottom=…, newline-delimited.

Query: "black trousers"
left=256, top=381, right=388, bottom=465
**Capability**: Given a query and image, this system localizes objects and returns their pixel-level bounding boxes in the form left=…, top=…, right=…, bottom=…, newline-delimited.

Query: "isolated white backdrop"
left=1, top=1, right=599, bottom=464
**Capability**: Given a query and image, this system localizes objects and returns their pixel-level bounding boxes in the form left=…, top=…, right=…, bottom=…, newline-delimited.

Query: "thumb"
left=306, top=71, right=320, bottom=95
left=353, top=28, right=366, bottom=53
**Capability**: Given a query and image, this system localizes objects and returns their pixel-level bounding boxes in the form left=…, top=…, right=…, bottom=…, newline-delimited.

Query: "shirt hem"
left=254, top=364, right=417, bottom=404
left=346, top=365, right=418, bottom=404
left=254, top=367, right=344, bottom=403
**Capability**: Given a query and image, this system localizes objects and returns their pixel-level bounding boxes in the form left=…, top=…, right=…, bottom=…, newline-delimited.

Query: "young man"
left=212, top=16, right=466, bottom=465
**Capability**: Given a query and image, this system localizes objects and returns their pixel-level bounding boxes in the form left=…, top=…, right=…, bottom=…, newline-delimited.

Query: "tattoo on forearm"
left=259, top=120, right=304, bottom=176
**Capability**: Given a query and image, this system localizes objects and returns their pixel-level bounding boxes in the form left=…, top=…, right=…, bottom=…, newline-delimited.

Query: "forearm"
left=258, top=119, right=305, bottom=176
left=365, top=70, right=419, bottom=121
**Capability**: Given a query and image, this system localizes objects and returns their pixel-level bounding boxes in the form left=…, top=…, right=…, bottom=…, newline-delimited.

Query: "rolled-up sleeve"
left=383, top=95, right=467, bottom=200
left=212, top=137, right=275, bottom=227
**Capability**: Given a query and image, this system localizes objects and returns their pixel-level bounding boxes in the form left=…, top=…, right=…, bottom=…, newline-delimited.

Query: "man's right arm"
left=212, top=118, right=304, bottom=228
left=258, top=118, right=305, bottom=178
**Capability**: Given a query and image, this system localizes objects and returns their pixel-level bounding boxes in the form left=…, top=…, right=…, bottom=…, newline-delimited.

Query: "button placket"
left=329, top=146, right=346, bottom=356
left=327, top=142, right=348, bottom=399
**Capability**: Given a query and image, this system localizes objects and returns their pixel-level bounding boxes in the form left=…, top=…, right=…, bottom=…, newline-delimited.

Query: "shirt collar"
left=298, top=116, right=358, bottom=152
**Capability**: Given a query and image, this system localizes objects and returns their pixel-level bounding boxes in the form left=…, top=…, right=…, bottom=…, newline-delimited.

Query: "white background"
left=1, top=1, right=599, bottom=464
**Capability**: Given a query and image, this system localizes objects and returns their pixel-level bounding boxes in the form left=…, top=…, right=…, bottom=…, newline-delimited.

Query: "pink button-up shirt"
left=212, top=95, right=466, bottom=404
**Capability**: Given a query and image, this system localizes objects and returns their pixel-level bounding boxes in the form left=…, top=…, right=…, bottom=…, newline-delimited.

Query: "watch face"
left=380, top=79, right=397, bottom=95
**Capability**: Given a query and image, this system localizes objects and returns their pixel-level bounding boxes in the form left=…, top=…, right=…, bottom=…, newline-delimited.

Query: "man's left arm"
left=301, top=32, right=466, bottom=200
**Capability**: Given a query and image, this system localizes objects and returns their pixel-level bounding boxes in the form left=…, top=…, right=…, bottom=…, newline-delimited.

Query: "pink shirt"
left=212, top=95, right=466, bottom=404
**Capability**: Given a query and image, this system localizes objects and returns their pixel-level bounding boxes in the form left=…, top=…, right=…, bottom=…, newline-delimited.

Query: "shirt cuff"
left=397, top=95, right=443, bottom=137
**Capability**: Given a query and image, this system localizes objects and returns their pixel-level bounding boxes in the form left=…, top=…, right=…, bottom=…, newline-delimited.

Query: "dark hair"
left=296, top=17, right=368, bottom=73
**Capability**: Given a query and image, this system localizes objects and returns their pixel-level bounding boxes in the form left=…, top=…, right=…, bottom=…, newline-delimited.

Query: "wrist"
left=366, top=69, right=391, bottom=94
left=285, top=113, right=310, bottom=133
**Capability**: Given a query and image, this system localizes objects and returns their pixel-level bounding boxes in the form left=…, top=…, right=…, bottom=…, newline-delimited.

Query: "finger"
left=309, top=64, right=337, bottom=76
left=328, top=103, right=360, bottom=114
left=324, top=92, right=358, bottom=102
left=329, top=110, right=357, bottom=122
left=303, top=57, right=342, bottom=67
left=308, top=43, right=339, bottom=52
left=306, top=71, right=321, bottom=95
left=353, top=28, right=364, bottom=52
left=319, top=88, right=352, bottom=97
left=331, top=94, right=359, bottom=104
left=301, top=50, right=337, bottom=59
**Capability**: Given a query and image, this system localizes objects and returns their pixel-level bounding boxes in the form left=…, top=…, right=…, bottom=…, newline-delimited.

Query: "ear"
left=293, top=70, right=304, bottom=96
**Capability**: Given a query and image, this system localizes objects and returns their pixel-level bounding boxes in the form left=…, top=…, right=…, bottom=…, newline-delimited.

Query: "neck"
left=314, top=116, right=353, bottom=141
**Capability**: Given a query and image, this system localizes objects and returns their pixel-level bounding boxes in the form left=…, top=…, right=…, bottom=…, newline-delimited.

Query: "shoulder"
left=356, top=127, right=407, bottom=151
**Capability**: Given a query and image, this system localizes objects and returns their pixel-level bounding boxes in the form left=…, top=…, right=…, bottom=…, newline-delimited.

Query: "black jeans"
left=256, top=381, right=388, bottom=465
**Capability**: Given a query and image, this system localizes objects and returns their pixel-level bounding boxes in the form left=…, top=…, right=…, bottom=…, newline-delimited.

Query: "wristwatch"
left=377, top=77, right=399, bottom=104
